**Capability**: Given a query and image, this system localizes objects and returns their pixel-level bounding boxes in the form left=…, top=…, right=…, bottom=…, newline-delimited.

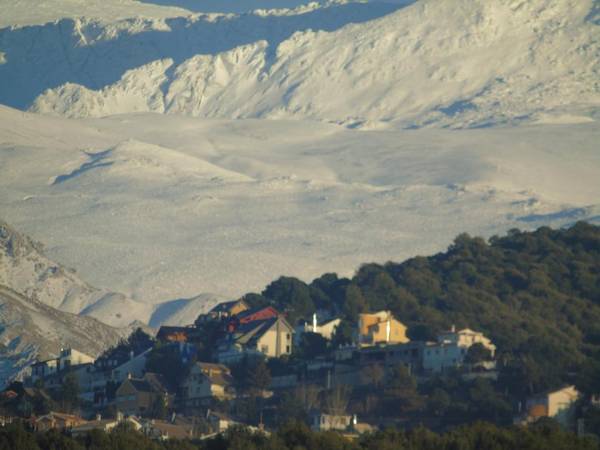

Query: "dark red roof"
left=237, top=306, right=279, bottom=324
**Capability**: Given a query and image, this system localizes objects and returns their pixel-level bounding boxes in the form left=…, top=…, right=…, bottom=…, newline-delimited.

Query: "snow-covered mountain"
left=0, top=0, right=599, bottom=327
left=1, top=218, right=126, bottom=314
left=0, top=217, right=219, bottom=384
left=0, top=0, right=595, bottom=128
left=1, top=104, right=599, bottom=306
left=0, top=285, right=124, bottom=385
left=0, top=218, right=220, bottom=327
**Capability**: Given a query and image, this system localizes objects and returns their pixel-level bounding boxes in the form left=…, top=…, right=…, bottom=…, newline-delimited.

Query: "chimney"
left=95, top=414, right=101, bottom=421
left=116, top=411, right=124, bottom=422
left=312, top=313, right=317, bottom=333
left=386, top=319, right=391, bottom=343
left=129, top=350, right=134, bottom=360
left=451, top=324, right=456, bottom=333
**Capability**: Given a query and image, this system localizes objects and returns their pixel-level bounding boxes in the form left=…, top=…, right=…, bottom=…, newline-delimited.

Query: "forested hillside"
left=245, top=222, right=600, bottom=398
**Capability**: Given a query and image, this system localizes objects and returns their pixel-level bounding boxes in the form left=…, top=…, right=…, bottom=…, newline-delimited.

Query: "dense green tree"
left=0, top=423, right=39, bottom=450
left=149, top=395, right=168, bottom=420
left=0, top=418, right=599, bottom=450
left=263, top=277, right=316, bottom=323
left=59, top=372, right=80, bottom=413
left=331, top=320, right=354, bottom=348
left=248, top=360, right=272, bottom=395
left=465, top=342, right=493, bottom=364
left=146, top=342, right=186, bottom=387
left=383, top=364, right=423, bottom=415
left=36, top=429, right=84, bottom=450
left=296, top=332, right=329, bottom=359
left=341, top=284, right=367, bottom=320
left=427, top=387, right=451, bottom=417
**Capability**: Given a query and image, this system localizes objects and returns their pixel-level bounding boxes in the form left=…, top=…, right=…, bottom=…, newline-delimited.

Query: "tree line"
left=0, top=419, right=598, bottom=450
left=240, top=222, right=600, bottom=400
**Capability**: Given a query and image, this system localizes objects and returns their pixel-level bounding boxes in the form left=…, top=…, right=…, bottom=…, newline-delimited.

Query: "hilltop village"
left=0, top=299, right=583, bottom=440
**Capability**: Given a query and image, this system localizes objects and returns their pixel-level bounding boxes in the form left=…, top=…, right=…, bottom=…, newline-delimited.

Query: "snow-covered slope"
left=9, top=0, right=596, bottom=128
left=0, top=285, right=124, bottom=385
left=0, top=218, right=119, bottom=314
left=0, top=1, right=404, bottom=111
left=0, top=0, right=191, bottom=28
left=0, top=0, right=598, bottom=328
left=1, top=105, right=599, bottom=305
left=0, top=218, right=220, bottom=327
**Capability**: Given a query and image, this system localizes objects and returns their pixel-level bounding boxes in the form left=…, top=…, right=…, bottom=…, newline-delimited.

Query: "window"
left=286, top=345, right=291, bottom=353
left=286, top=333, right=291, bottom=341
left=261, top=345, right=269, bottom=354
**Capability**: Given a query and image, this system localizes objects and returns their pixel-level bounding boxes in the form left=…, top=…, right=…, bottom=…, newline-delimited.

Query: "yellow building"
left=358, top=311, right=409, bottom=347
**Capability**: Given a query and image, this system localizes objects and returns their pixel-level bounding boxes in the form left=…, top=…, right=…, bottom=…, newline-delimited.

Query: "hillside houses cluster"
left=5, top=298, right=582, bottom=438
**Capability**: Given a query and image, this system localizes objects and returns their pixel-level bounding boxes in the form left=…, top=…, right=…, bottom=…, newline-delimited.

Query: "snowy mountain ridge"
left=0, top=219, right=221, bottom=327
left=0, top=284, right=124, bottom=386
left=8, top=0, right=595, bottom=128
left=1, top=104, right=599, bottom=307
left=0, top=0, right=599, bottom=333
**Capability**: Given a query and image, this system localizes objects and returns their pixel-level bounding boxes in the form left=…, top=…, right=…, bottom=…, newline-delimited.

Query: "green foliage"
left=236, top=222, right=600, bottom=399
left=465, top=343, right=493, bottom=364
left=427, top=387, right=451, bottom=417
left=149, top=395, right=168, bottom=420
left=99, top=328, right=154, bottom=361
left=36, top=429, right=84, bottom=450
left=191, top=319, right=224, bottom=361
left=59, top=372, right=80, bottom=413
left=145, top=342, right=186, bottom=387
left=331, top=320, right=354, bottom=348
left=0, top=423, right=39, bottom=450
left=0, top=420, right=598, bottom=450
left=296, top=332, right=329, bottom=359
left=382, top=364, right=423, bottom=415
left=262, top=277, right=316, bottom=324
left=126, top=328, right=155, bottom=354
left=248, top=360, right=272, bottom=394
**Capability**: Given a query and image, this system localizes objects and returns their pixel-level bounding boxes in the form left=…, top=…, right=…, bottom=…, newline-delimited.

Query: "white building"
left=30, top=359, right=59, bottom=383
left=422, top=327, right=496, bottom=373
left=109, top=348, right=151, bottom=384
left=207, top=411, right=239, bottom=433
left=520, top=385, right=580, bottom=427
left=295, top=314, right=341, bottom=344
left=29, top=348, right=94, bottom=384
left=57, top=348, right=94, bottom=370
left=182, top=362, right=235, bottom=407
left=437, top=327, right=496, bottom=357
left=310, top=412, right=354, bottom=431
left=217, top=315, right=294, bottom=364
left=422, top=342, right=465, bottom=372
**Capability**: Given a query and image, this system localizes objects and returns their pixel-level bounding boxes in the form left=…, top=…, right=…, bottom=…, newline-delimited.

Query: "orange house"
left=157, top=326, right=191, bottom=343
left=358, top=311, right=409, bottom=347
